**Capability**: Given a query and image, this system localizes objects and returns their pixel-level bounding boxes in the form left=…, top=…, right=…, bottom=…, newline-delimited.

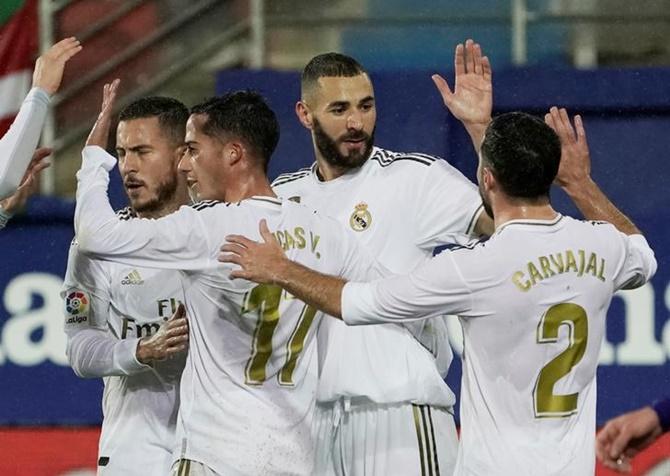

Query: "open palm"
left=432, top=39, right=492, bottom=126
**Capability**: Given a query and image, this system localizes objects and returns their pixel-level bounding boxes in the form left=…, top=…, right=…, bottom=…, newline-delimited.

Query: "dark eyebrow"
left=359, top=96, right=374, bottom=105
left=127, top=144, right=152, bottom=153
left=327, top=100, right=350, bottom=109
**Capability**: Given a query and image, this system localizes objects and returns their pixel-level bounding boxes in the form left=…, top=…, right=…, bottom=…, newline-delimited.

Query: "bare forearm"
left=463, top=121, right=488, bottom=154
left=563, top=178, right=640, bottom=235
left=274, top=259, right=345, bottom=318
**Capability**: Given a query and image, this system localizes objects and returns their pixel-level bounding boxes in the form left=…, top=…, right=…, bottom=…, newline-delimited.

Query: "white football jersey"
left=62, top=207, right=185, bottom=475
left=272, top=146, right=483, bottom=406
left=74, top=146, right=379, bottom=475
left=342, top=215, right=657, bottom=475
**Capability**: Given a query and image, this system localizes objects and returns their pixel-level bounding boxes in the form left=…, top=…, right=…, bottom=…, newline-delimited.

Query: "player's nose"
left=347, top=113, right=363, bottom=130
left=177, top=151, right=191, bottom=173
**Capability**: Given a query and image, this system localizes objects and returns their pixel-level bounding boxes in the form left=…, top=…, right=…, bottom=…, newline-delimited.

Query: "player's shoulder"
left=566, top=216, right=620, bottom=236
left=115, top=206, right=137, bottom=221
left=271, top=166, right=313, bottom=191
left=368, top=147, right=442, bottom=172
left=443, top=237, right=491, bottom=260
left=188, top=199, right=230, bottom=212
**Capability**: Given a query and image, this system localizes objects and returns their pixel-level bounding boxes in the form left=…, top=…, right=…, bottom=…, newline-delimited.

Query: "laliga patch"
left=64, top=290, right=90, bottom=326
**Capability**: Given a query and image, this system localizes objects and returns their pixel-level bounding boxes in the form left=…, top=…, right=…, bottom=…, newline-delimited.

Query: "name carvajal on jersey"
left=513, top=248, right=606, bottom=292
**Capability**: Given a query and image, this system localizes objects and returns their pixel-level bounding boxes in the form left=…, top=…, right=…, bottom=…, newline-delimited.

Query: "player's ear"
left=482, top=167, right=495, bottom=192
left=296, top=101, right=313, bottom=130
left=226, top=141, right=244, bottom=167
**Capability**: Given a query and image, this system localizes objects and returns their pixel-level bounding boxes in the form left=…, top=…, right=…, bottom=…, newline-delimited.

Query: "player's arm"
left=66, top=311, right=188, bottom=377
left=432, top=39, right=492, bottom=153
left=0, top=38, right=81, bottom=200
left=63, top=246, right=189, bottom=377
left=62, top=243, right=149, bottom=377
left=0, top=147, right=51, bottom=228
left=222, top=220, right=473, bottom=323
left=431, top=39, right=495, bottom=236
left=596, top=400, right=668, bottom=473
left=74, top=81, right=211, bottom=269
left=546, top=108, right=657, bottom=288
left=75, top=144, right=212, bottom=269
left=545, top=107, right=640, bottom=235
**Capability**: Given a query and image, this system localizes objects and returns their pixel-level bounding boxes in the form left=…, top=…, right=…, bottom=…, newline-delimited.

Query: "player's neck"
left=224, top=172, right=276, bottom=202
left=313, top=156, right=349, bottom=181
left=493, top=200, right=558, bottom=229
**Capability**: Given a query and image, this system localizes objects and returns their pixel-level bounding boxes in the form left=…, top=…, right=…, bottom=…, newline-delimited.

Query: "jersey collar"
left=494, top=214, right=564, bottom=236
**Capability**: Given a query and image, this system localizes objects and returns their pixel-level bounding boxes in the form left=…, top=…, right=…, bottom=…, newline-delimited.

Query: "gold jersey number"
left=242, top=284, right=317, bottom=386
left=533, top=303, right=588, bottom=418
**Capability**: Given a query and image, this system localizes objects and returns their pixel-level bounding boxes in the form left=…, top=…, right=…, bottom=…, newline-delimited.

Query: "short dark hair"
left=119, top=96, right=188, bottom=146
left=480, top=112, right=561, bottom=199
left=190, top=91, right=279, bottom=170
left=301, top=53, right=367, bottom=96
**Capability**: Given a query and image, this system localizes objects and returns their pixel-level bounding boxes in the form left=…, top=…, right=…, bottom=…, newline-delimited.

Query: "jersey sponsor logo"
left=64, top=290, right=90, bottom=325
left=120, top=298, right=183, bottom=339
left=120, top=270, right=144, bottom=285
left=350, top=202, right=372, bottom=232
left=288, top=196, right=301, bottom=203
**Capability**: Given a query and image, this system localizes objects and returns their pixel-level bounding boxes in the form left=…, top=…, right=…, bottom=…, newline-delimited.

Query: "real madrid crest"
left=350, top=202, right=372, bottom=232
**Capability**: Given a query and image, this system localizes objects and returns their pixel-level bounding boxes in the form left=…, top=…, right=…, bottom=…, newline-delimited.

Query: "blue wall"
left=0, top=66, right=668, bottom=425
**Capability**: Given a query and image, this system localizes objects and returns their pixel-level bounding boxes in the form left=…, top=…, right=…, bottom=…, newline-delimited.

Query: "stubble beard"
left=128, top=173, right=179, bottom=217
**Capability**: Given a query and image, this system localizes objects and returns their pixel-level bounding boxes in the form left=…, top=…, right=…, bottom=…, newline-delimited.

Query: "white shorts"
left=313, top=400, right=458, bottom=476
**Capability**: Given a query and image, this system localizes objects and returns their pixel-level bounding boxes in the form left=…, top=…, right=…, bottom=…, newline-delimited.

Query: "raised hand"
left=86, top=79, right=121, bottom=148
left=32, top=37, right=82, bottom=95
left=219, top=219, right=288, bottom=284
left=0, top=147, right=51, bottom=214
left=136, top=303, right=189, bottom=364
left=544, top=107, right=591, bottom=190
left=432, top=39, right=492, bottom=148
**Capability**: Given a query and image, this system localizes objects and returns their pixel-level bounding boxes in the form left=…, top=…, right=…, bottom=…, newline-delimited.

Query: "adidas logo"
left=121, top=270, right=144, bottom=285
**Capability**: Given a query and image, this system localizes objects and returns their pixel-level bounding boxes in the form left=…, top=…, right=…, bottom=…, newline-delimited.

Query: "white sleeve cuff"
left=115, top=338, right=152, bottom=374
left=26, top=87, right=51, bottom=105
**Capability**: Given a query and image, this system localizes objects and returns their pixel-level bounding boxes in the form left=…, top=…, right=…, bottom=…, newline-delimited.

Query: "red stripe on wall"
left=0, top=0, right=37, bottom=76
left=0, top=427, right=100, bottom=475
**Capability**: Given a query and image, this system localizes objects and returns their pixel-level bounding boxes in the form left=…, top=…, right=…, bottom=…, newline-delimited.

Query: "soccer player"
left=0, top=37, right=81, bottom=200
left=596, top=399, right=670, bottom=472
left=220, top=110, right=656, bottom=475
left=268, top=40, right=493, bottom=475
left=73, top=89, right=382, bottom=475
left=62, top=81, right=191, bottom=475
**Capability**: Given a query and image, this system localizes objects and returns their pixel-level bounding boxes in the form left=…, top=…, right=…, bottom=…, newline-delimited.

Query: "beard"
left=479, top=188, right=494, bottom=220
left=313, top=117, right=374, bottom=171
left=127, top=173, right=179, bottom=215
